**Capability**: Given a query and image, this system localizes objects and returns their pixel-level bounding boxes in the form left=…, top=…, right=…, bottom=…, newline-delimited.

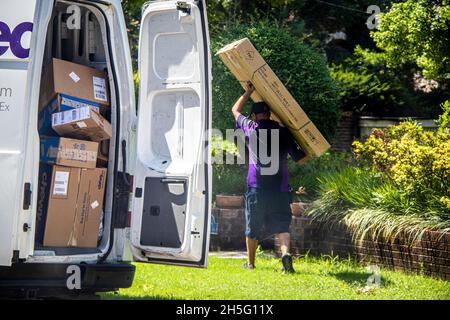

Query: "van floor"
left=34, top=245, right=101, bottom=255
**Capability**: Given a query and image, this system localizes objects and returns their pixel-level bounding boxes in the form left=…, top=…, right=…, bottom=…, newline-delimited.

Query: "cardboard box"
left=39, top=58, right=110, bottom=111
left=37, top=165, right=107, bottom=248
left=52, top=106, right=112, bottom=142
left=97, top=140, right=110, bottom=167
left=217, top=38, right=330, bottom=157
left=40, top=136, right=98, bottom=169
left=38, top=93, right=101, bottom=136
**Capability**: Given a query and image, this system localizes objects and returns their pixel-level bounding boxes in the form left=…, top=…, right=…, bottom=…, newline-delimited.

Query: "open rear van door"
left=0, top=0, right=52, bottom=266
left=130, top=0, right=212, bottom=267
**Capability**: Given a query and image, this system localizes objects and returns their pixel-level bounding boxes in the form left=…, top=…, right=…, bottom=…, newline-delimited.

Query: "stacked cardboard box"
left=217, top=38, right=330, bottom=157
left=36, top=58, right=112, bottom=248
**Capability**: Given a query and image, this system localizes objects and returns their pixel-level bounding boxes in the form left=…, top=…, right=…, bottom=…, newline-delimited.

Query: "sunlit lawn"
left=101, top=254, right=450, bottom=300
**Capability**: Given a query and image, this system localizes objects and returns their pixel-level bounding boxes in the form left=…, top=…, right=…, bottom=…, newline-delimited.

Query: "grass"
left=101, top=254, right=450, bottom=300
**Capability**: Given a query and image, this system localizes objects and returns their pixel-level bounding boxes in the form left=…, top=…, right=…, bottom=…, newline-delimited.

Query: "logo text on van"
left=0, top=21, right=33, bottom=59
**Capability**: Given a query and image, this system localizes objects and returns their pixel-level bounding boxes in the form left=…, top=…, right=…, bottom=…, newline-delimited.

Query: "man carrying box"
left=232, top=83, right=309, bottom=274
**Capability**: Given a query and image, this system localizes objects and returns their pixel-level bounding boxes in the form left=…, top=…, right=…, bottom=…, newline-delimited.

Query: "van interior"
left=35, top=1, right=115, bottom=257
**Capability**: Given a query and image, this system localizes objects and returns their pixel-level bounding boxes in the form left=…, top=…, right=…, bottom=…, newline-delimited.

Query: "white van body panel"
left=0, top=0, right=50, bottom=266
left=0, top=0, right=211, bottom=268
left=0, top=0, right=135, bottom=266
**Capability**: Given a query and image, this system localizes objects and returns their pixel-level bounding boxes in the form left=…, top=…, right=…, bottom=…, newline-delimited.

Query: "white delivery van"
left=0, top=0, right=211, bottom=299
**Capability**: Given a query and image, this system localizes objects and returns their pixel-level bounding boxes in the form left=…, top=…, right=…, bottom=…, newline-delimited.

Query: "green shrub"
left=212, top=136, right=247, bottom=196
left=288, top=151, right=353, bottom=201
left=211, top=20, right=341, bottom=141
left=329, top=47, right=412, bottom=116
left=212, top=164, right=247, bottom=197
left=353, top=101, right=450, bottom=215
left=308, top=102, right=450, bottom=242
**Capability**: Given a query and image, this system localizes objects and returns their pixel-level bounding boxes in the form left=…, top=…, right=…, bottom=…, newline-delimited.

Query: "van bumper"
left=0, top=262, right=135, bottom=299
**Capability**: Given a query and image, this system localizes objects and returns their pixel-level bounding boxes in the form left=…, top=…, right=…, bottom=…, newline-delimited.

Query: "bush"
left=211, top=20, right=341, bottom=141
left=329, top=47, right=449, bottom=118
left=352, top=101, right=450, bottom=215
left=307, top=102, right=450, bottom=242
left=213, top=164, right=247, bottom=196
left=211, top=136, right=247, bottom=196
left=329, top=47, right=413, bottom=116
left=288, top=151, right=353, bottom=201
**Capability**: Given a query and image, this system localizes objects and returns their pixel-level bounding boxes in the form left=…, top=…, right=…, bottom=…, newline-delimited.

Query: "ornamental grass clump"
left=353, top=101, right=450, bottom=217
left=308, top=101, right=450, bottom=243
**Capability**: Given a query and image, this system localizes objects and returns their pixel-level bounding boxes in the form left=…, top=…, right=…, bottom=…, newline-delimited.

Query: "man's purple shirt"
left=236, top=114, right=305, bottom=192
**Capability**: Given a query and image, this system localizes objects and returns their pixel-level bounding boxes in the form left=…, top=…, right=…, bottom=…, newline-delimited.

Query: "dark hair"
left=251, top=102, right=270, bottom=115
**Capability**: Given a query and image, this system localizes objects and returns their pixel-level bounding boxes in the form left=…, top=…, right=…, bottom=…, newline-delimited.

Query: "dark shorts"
left=245, top=187, right=292, bottom=241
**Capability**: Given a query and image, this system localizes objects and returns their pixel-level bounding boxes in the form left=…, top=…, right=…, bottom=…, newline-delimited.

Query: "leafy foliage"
left=329, top=47, right=412, bottom=115
left=211, top=20, right=341, bottom=140
left=308, top=103, right=450, bottom=243
left=372, top=0, right=450, bottom=80
left=288, top=151, right=353, bottom=201
left=353, top=101, right=450, bottom=216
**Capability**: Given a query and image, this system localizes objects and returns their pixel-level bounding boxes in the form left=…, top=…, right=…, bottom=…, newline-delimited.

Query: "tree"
left=372, top=0, right=450, bottom=80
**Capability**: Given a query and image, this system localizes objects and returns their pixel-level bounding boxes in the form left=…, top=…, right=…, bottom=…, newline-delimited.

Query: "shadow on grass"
left=331, top=271, right=392, bottom=287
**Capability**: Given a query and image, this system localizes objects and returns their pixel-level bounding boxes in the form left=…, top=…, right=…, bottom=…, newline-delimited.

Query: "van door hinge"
left=176, top=1, right=191, bottom=14
left=23, top=183, right=32, bottom=210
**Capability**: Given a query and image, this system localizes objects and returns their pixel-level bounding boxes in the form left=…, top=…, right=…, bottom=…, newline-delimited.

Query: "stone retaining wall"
left=274, top=216, right=450, bottom=281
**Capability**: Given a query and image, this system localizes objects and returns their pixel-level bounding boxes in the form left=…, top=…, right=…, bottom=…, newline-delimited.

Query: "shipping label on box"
left=52, top=106, right=112, bottom=142
left=40, top=136, right=98, bottom=169
left=217, top=38, right=330, bottom=157
left=38, top=94, right=100, bottom=136
left=42, top=166, right=81, bottom=247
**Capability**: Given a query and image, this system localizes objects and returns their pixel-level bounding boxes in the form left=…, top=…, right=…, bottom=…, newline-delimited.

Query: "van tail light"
left=127, top=211, right=132, bottom=228
left=129, top=175, right=134, bottom=193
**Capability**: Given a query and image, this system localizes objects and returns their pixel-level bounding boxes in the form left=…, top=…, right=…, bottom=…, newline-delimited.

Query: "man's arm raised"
left=231, top=82, right=255, bottom=121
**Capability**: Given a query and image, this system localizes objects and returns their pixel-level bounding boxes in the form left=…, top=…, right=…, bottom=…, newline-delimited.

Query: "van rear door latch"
left=176, top=1, right=191, bottom=14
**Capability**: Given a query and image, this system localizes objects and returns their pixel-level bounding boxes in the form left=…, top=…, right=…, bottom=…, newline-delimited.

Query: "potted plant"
left=216, top=194, right=245, bottom=208
left=290, top=186, right=310, bottom=217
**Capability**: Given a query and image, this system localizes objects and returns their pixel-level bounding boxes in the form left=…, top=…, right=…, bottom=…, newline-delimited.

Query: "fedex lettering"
left=0, top=21, right=33, bottom=59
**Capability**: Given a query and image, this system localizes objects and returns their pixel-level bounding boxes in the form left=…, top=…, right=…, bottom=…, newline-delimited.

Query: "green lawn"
left=101, top=254, right=450, bottom=300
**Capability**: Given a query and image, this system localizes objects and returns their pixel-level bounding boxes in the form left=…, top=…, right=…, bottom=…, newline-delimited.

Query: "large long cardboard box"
left=217, top=38, right=330, bottom=157
left=36, top=164, right=107, bottom=248
left=39, top=58, right=110, bottom=111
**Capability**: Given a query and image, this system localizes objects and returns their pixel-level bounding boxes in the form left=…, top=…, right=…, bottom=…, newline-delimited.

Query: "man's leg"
left=244, top=188, right=261, bottom=269
left=277, top=230, right=295, bottom=274
left=277, top=232, right=290, bottom=256
left=246, top=237, right=258, bottom=267
left=278, top=232, right=295, bottom=274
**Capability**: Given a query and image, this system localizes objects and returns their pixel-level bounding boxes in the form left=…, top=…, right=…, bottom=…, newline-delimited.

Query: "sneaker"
left=243, top=262, right=256, bottom=270
left=281, top=254, right=295, bottom=274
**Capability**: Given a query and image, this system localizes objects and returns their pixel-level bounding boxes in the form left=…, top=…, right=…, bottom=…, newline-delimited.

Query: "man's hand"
left=231, top=82, right=255, bottom=121
left=243, top=82, right=255, bottom=98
